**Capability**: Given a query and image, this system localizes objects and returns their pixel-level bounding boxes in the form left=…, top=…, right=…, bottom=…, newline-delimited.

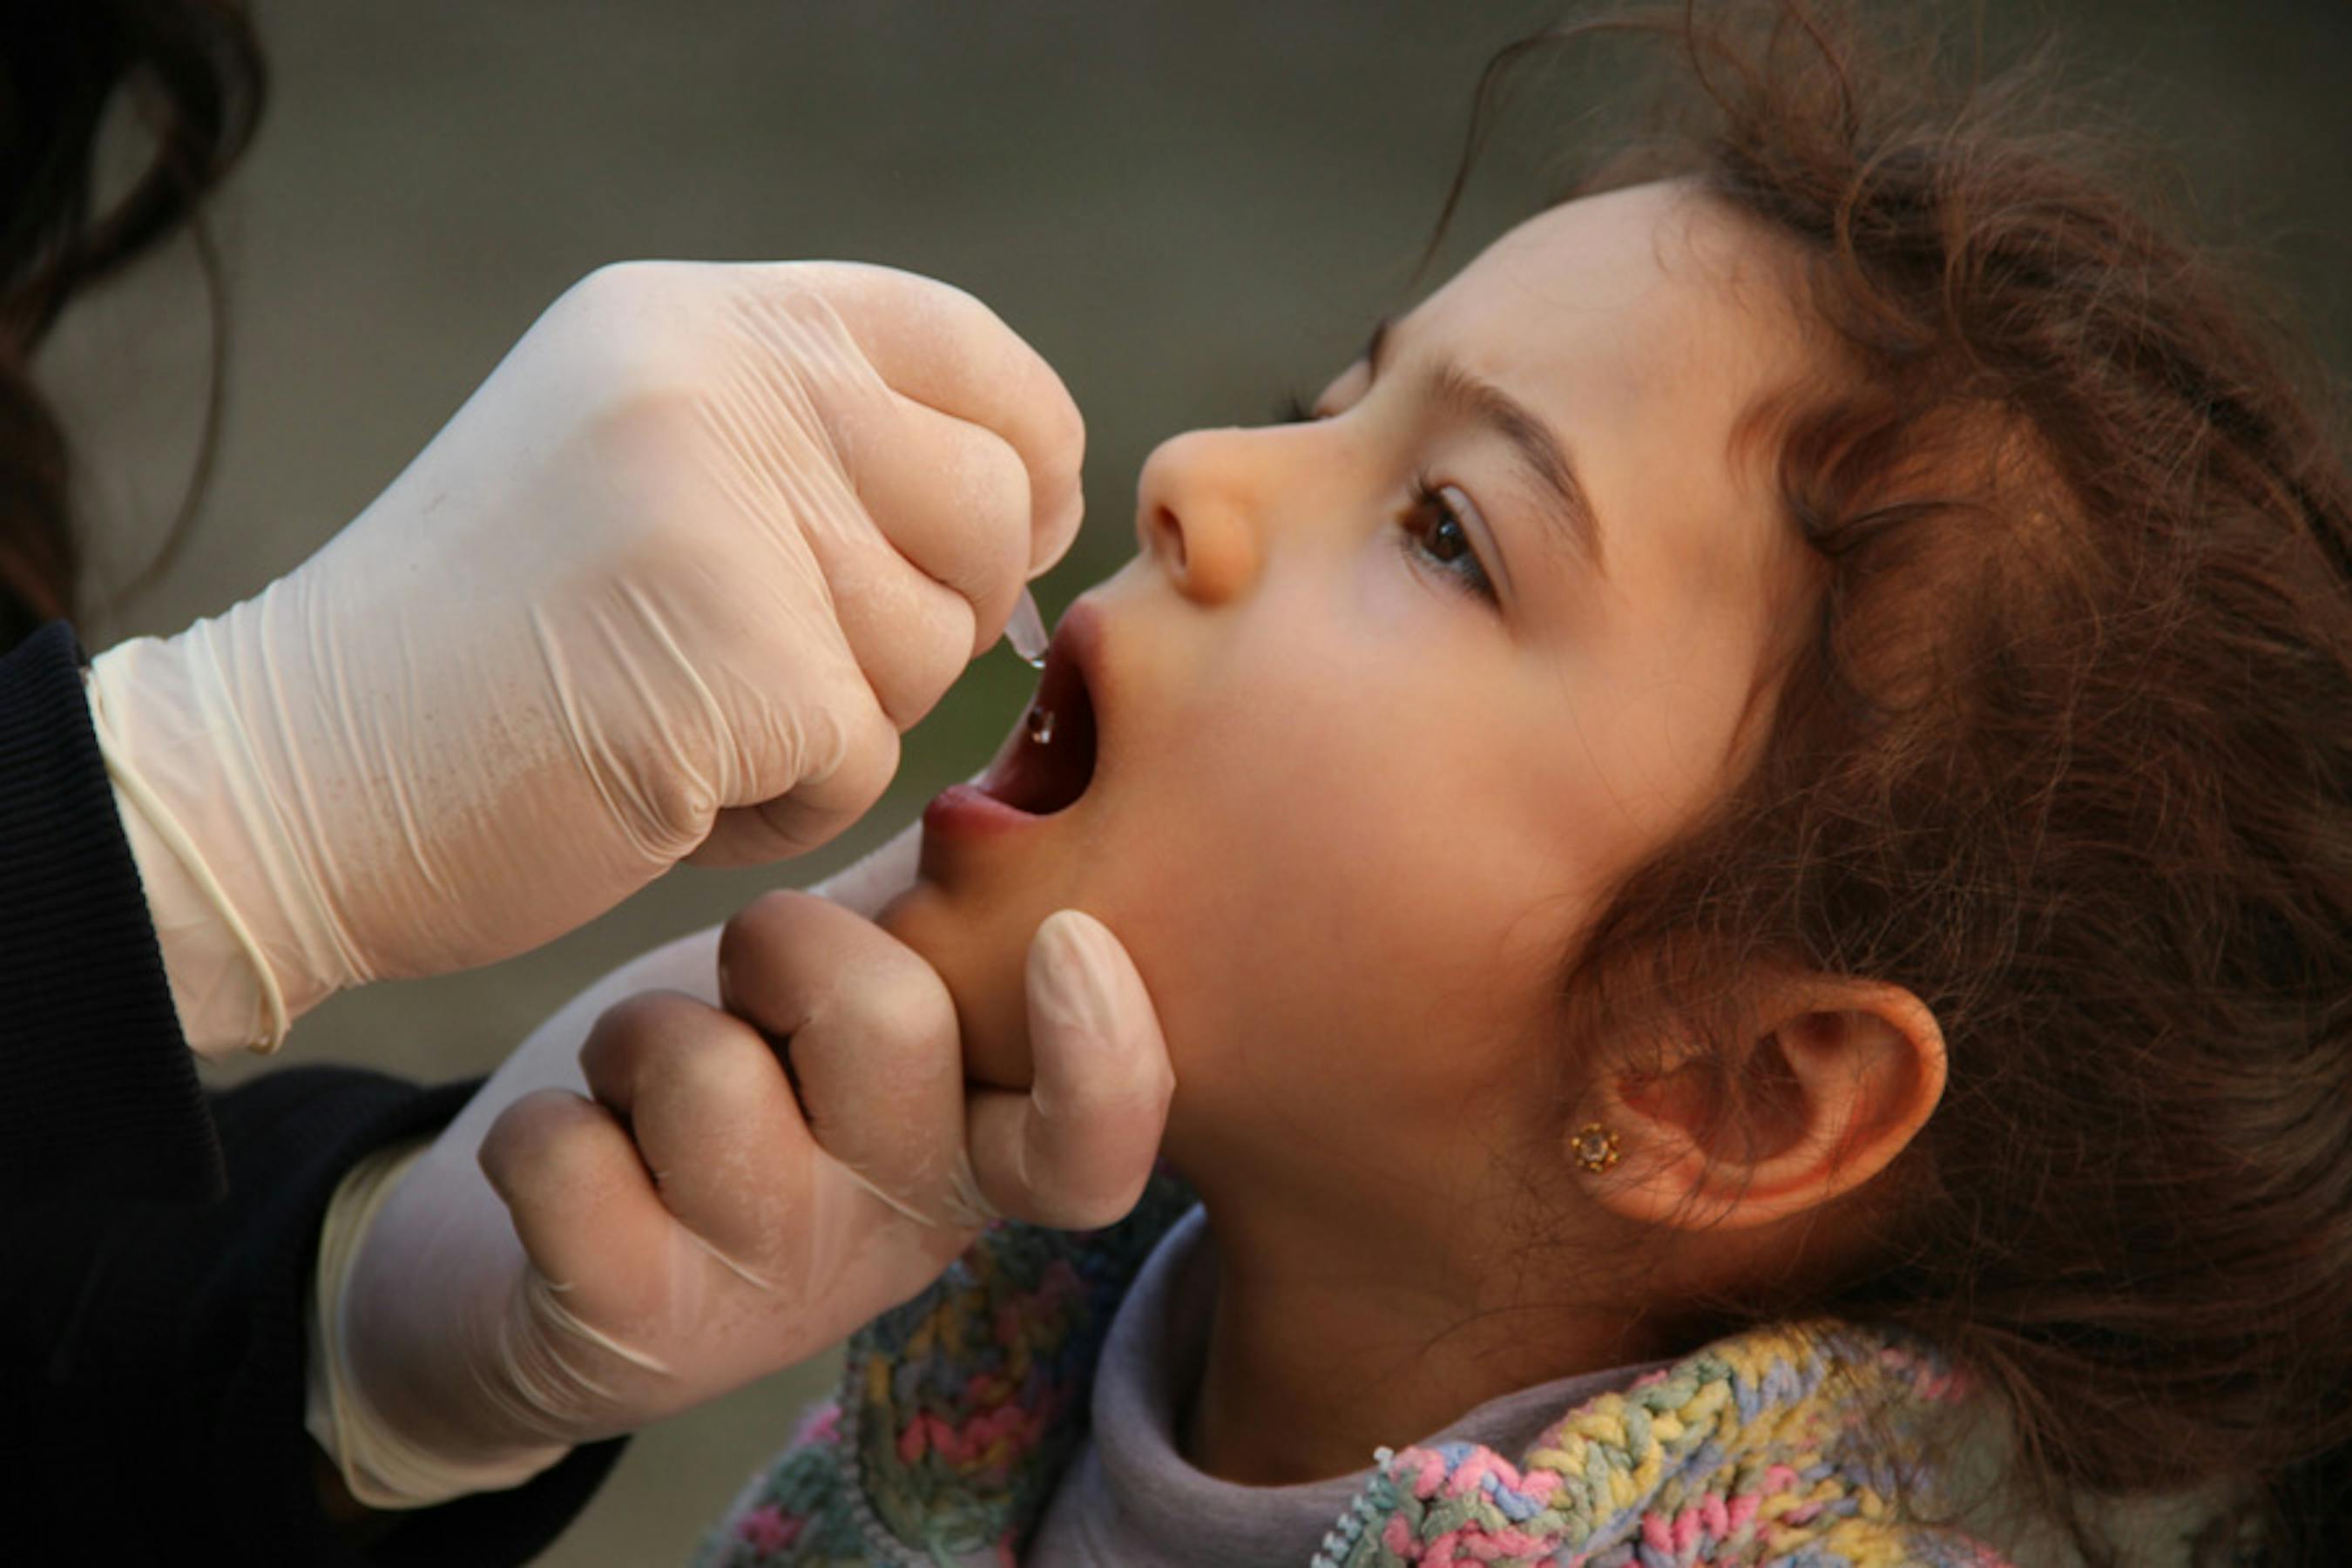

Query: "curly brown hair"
left=1433, top=4, right=2352, bottom=1562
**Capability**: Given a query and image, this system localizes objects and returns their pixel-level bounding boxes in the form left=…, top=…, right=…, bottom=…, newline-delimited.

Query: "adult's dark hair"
left=0, top=0, right=266, bottom=652
left=1438, top=4, right=2352, bottom=1563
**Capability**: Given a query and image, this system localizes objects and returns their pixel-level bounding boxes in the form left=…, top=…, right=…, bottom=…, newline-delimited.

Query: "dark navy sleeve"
left=0, top=620, right=220, bottom=1202
left=0, top=621, right=623, bottom=1559
left=0, top=1064, right=626, bottom=1565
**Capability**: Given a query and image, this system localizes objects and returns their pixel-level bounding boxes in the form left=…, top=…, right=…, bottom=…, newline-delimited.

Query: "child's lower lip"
left=922, top=782, right=1045, bottom=841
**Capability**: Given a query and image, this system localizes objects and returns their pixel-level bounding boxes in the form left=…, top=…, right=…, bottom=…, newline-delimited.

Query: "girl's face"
left=883, top=181, right=1815, bottom=1208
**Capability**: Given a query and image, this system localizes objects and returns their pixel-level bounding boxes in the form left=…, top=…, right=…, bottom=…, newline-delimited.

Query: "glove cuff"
left=307, top=1139, right=575, bottom=1509
left=85, top=648, right=289, bottom=1056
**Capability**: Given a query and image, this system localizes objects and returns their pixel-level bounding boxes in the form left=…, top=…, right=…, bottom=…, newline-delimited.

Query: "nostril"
left=1153, top=506, right=1187, bottom=573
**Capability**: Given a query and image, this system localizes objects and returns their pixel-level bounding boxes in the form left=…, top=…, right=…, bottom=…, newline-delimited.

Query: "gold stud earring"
left=1571, top=1122, right=1622, bottom=1175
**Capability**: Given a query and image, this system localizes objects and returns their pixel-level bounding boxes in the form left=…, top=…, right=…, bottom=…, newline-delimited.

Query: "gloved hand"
left=305, top=825, right=1174, bottom=1509
left=84, top=260, right=1083, bottom=1056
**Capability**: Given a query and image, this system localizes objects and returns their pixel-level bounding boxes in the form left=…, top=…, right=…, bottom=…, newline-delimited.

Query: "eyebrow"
left=1365, top=316, right=1606, bottom=575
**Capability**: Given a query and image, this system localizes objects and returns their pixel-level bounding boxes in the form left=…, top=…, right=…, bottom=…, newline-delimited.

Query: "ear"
left=1582, top=977, right=1946, bottom=1232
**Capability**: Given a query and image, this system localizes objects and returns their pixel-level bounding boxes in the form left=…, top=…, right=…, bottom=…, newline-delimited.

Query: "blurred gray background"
left=43, top=1, right=2352, bottom=1560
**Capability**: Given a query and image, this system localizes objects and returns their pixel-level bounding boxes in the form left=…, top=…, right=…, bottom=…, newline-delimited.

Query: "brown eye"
left=1400, top=476, right=1497, bottom=605
left=1419, top=496, right=1473, bottom=562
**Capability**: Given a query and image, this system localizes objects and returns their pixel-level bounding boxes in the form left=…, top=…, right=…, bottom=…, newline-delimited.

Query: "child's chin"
left=874, top=881, right=1037, bottom=1092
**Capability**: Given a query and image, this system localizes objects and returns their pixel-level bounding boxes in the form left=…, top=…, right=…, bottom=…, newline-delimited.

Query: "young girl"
left=698, top=5, right=2352, bottom=1563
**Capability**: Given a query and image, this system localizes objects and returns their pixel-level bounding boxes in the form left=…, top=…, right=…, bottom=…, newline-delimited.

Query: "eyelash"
left=1273, top=389, right=1499, bottom=605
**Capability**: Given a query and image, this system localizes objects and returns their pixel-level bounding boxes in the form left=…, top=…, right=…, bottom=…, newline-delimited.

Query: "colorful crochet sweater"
left=698, top=1175, right=2019, bottom=1568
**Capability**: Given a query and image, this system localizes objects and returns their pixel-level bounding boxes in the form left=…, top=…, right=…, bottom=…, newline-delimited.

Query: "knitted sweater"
left=698, top=1174, right=2045, bottom=1568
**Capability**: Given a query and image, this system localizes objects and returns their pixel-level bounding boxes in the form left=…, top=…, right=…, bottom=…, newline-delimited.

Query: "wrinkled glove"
left=86, top=260, right=1082, bottom=1055
left=307, top=823, right=1173, bottom=1508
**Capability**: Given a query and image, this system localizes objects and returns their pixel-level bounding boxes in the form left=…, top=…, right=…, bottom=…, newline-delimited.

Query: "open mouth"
left=974, top=629, right=1098, bottom=816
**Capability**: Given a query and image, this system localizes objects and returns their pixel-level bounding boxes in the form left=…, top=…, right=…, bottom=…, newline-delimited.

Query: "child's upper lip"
left=1051, top=595, right=1109, bottom=727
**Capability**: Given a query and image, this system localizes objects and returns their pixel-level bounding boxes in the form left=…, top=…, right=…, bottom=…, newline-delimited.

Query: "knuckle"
left=580, top=990, right=707, bottom=1077
left=558, top=259, right=683, bottom=325
left=657, top=1024, right=772, bottom=1107
left=731, top=279, right=882, bottom=409
left=522, top=1117, right=612, bottom=1196
left=548, top=266, right=719, bottom=422
left=593, top=987, right=706, bottom=1044
left=763, top=274, right=848, bottom=329
left=836, top=961, right=956, bottom=1056
left=846, top=259, right=983, bottom=318
left=577, top=372, right=708, bottom=466
left=970, top=434, right=1035, bottom=523
left=720, top=889, right=828, bottom=972
left=793, top=955, right=952, bottom=1078
left=482, top=1092, right=602, bottom=1200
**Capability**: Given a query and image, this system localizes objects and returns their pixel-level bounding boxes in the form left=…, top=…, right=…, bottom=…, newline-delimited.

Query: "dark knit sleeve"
left=0, top=619, right=221, bottom=1203
left=0, top=620, right=616, bottom=1560
left=0, top=1064, right=626, bottom=1565
left=0, top=622, right=619, bottom=1558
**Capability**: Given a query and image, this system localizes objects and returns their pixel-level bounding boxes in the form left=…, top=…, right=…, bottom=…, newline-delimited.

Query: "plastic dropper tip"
left=1004, top=587, right=1050, bottom=668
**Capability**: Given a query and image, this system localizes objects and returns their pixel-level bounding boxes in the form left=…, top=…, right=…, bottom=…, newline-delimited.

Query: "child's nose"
left=1133, top=427, right=1264, bottom=605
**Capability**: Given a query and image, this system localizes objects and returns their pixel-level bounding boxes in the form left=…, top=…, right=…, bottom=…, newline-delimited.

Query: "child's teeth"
left=1025, top=705, right=1056, bottom=745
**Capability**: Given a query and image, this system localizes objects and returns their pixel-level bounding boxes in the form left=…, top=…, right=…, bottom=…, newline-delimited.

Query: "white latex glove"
left=307, top=821, right=1174, bottom=1509
left=84, top=260, right=1081, bottom=1056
